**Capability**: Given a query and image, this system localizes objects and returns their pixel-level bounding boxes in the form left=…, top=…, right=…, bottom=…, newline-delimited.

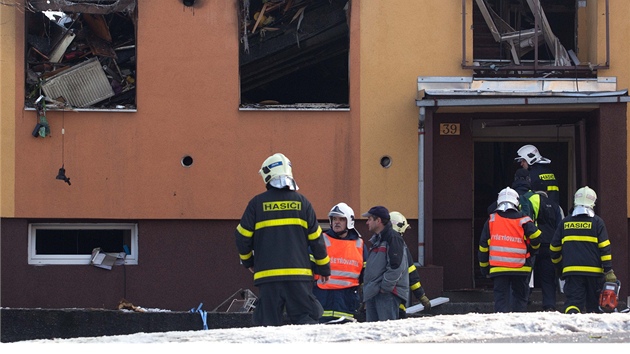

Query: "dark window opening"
left=35, top=228, right=131, bottom=255
left=238, top=0, right=350, bottom=108
left=25, top=1, right=137, bottom=110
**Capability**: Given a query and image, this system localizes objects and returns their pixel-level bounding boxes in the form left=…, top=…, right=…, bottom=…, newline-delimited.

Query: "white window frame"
left=28, top=223, right=138, bottom=265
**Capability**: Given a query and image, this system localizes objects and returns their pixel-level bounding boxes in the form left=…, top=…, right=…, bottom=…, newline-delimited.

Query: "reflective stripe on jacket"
left=316, top=235, right=363, bottom=289
left=550, top=214, right=612, bottom=277
left=235, top=187, right=331, bottom=285
left=488, top=214, right=530, bottom=268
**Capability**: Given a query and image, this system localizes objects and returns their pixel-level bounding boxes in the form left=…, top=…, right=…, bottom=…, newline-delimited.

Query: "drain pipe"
left=417, top=106, right=426, bottom=266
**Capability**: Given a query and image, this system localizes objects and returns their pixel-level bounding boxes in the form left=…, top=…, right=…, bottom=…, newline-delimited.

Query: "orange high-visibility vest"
left=488, top=214, right=530, bottom=268
left=316, top=234, right=363, bottom=290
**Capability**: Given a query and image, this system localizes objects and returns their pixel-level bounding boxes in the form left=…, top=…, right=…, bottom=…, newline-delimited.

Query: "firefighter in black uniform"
left=515, top=144, right=560, bottom=205
left=550, top=186, right=617, bottom=314
left=389, top=211, right=431, bottom=318
left=530, top=179, right=564, bottom=311
left=235, top=153, right=331, bottom=326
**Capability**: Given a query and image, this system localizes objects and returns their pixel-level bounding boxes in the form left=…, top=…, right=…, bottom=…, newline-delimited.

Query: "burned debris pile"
left=25, top=2, right=137, bottom=110
left=239, top=0, right=350, bottom=107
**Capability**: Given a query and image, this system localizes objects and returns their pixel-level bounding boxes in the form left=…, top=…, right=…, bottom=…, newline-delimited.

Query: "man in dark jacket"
left=550, top=186, right=616, bottom=314
left=479, top=187, right=541, bottom=313
left=361, top=206, right=409, bottom=321
left=530, top=179, right=564, bottom=311
left=235, top=153, right=331, bottom=326
left=487, top=168, right=534, bottom=219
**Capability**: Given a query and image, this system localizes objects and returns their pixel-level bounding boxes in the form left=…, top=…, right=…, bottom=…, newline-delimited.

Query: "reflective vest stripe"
left=488, top=214, right=529, bottom=268
left=317, top=235, right=363, bottom=290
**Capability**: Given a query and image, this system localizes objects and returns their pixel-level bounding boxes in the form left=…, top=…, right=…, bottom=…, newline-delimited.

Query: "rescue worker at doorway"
left=389, top=211, right=431, bottom=319
left=550, top=186, right=616, bottom=314
left=515, top=144, right=560, bottom=205
left=530, top=179, right=564, bottom=311
left=311, top=202, right=368, bottom=323
left=486, top=168, right=535, bottom=219
left=235, top=153, right=331, bottom=326
left=479, top=187, right=542, bottom=313
left=362, top=206, right=409, bottom=321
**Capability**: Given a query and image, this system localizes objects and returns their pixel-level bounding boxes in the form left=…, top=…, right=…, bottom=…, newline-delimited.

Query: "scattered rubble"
left=24, top=0, right=137, bottom=110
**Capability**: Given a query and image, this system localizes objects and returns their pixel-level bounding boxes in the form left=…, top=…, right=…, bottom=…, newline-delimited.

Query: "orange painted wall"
left=6, top=1, right=361, bottom=220
left=357, top=0, right=470, bottom=218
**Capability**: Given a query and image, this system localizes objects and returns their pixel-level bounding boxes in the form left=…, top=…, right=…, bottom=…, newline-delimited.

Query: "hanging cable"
left=55, top=111, right=71, bottom=185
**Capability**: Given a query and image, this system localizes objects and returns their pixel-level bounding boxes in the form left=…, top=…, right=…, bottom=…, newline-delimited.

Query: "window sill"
left=239, top=103, right=349, bottom=111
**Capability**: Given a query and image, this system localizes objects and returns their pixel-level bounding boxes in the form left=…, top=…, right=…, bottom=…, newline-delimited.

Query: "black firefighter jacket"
left=550, top=213, right=612, bottom=277
left=235, top=186, right=331, bottom=285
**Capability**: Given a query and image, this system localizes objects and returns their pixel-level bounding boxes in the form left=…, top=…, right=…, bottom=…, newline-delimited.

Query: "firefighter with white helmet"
left=550, top=186, right=616, bottom=313
left=479, top=187, right=542, bottom=312
left=495, top=186, right=520, bottom=212
left=389, top=211, right=432, bottom=317
left=235, top=152, right=331, bottom=326
left=258, top=152, right=299, bottom=190
left=572, top=186, right=597, bottom=217
left=515, top=144, right=560, bottom=205
left=312, top=202, right=368, bottom=323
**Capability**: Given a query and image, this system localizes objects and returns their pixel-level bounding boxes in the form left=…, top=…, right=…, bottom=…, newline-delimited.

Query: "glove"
left=398, top=307, right=407, bottom=319
left=419, top=295, right=431, bottom=312
left=605, top=269, right=617, bottom=283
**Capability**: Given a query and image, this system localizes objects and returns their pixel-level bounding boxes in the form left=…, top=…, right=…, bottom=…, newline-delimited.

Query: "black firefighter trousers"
left=253, top=280, right=323, bottom=326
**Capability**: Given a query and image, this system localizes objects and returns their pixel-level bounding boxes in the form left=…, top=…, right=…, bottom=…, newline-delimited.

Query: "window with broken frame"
left=468, top=0, right=600, bottom=78
left=239, top=0, right=350, bottom=109
left=24, top=0, right=137, bottom=111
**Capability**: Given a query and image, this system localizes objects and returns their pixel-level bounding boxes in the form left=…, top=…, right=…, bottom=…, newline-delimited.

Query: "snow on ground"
left=3, top=311, right=630, bottom=353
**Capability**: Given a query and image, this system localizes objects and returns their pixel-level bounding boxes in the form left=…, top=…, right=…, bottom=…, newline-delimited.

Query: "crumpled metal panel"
left=41, top=57, right=115, bottom=108
left=418, top=77, right=623, bottom=96
left=28, top=0, right=136, bottom=14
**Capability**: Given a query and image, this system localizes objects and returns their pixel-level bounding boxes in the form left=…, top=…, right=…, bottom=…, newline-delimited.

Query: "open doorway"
left=472, top=141, right=570, bottom=288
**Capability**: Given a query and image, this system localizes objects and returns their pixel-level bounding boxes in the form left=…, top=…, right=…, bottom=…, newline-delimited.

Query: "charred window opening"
left=25, top=0, right=137, bottom=110
left=239, top=0, right=350, bottom=109
left=470, top=0, right=593, bottom=78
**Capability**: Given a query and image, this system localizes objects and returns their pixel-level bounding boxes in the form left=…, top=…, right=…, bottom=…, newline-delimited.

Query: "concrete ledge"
left=1, top=308, right=254, bottom=343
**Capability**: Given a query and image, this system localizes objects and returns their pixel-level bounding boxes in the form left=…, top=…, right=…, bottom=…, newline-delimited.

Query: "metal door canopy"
left=416, top=77, right=630, bottom=107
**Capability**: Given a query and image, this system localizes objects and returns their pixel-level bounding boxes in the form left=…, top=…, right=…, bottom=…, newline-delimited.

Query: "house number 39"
left=440, top=123, right=460, bottom=135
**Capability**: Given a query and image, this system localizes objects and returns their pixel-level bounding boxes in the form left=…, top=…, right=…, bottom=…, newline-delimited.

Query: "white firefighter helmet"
left=390, top=211, right=411, bottom=234
left=258, top=153, right=298, bottom=190
left=328, top=202, right=355, bottom=229
left=574, top=186, right=597, bottom=208
left=514, top=144, right=551, bottom=165
left=496, top=186, right=519, bottom=211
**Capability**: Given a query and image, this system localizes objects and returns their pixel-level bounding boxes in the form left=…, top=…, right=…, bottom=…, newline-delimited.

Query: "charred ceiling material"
left=239, top=0, right=350, bottom=108
left=466, top=0, right=602, bottom=78
left=25, top=0, right=137, bottom=110
left=27, top=0, right=136, bottom=14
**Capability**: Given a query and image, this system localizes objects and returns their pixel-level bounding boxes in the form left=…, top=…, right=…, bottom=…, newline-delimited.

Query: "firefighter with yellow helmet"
left=235, top=153, right=331, bottom=326
left=389, top=211, right=432, bottom=318
left=550, top=186, right=617, bottom=313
